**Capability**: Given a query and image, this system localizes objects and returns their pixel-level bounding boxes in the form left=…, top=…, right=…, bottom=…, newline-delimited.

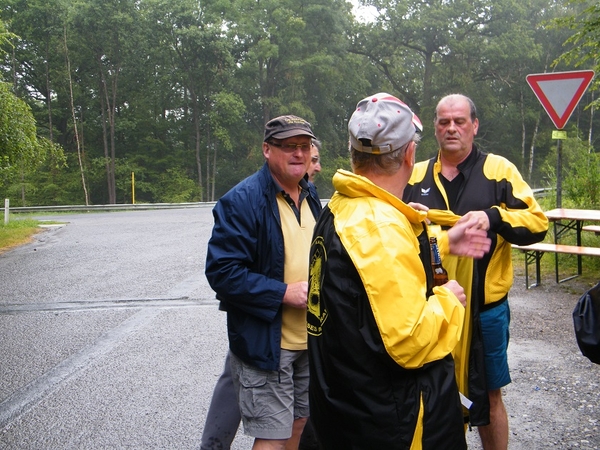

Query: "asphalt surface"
left=0, top=208, right=252, bottom=449
left=0, top=207, right=599, bottom=449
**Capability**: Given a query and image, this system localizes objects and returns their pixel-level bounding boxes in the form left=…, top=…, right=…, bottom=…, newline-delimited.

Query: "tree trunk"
left=64, top=25, right=89, bottom=206
left=20, top=169, right=25, bottom=206
left=529, top=113, right=541, bottom=182
left=109, top=75, right=118, bottom=203
left=212, top=141, right=217, bottom=202
left=206, top=123, right=211, bottom=201
left=421, top=48, right=434, bottom=116
left=44, top=39, right=53, bottom=144
left=98, top=84, right=112, bottom=204
left=192, top=94, right=203, bottom=202
left=98, top=59, right=119, bottom=204
left=589, top=91, right=594, bottom=149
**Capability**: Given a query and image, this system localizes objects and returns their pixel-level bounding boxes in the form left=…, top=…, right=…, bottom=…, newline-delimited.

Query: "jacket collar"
left=332, top=169, right=427, bottom=225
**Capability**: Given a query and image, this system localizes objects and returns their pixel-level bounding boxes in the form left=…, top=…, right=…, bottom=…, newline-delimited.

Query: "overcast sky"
left=351, top=0, right=378, bottom=23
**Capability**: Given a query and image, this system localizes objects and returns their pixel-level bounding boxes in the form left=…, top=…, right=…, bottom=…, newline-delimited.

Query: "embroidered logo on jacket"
left=307, top=236, right=328, bottom=336
left=421, top=187, right=431, bottom=196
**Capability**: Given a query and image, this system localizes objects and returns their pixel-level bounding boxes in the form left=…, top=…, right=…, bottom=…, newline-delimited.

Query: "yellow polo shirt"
left=277, top=194, right=316, bottom=350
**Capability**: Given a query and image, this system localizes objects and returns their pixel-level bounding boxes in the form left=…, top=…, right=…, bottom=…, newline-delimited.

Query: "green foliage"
left=0, top=81, right=67, bottom=205
left=153, top=167, right=201, bottom=203
left=209, top=92, right=246, bottom=152
left=563, top=148, right=600, bottom=209
left=349, top=0, right=578, bottom=188
left=0, top=82, right=40, bottom=171
left=81, top=156, right=201, bottom=205
left=553, top=1, right=600, bottom=108
left=0, top=17, right=16, bottom=57
left=312, top=154, right=352, bottom=199
left=0, top=0, right=598, bottom=206
left=540, top=135, right=600, bottom=209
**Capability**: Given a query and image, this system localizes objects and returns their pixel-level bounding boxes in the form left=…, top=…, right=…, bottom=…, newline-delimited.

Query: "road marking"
left=0, top=297, right=218, bottom=314
left=165, top=273, right=207, bottom=298
left=0, top=308, right=162, bottom=428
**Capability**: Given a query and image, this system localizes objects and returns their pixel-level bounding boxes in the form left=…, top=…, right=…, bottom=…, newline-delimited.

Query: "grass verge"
left=0, top=217, right=42, bottom=255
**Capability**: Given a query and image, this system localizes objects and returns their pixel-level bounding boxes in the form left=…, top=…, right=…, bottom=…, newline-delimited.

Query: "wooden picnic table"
left=543, top=208, right=600, bottom=282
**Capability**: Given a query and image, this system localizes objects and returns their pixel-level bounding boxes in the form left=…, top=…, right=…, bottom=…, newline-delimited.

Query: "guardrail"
left=532, top=187, right=551, bottom=198
left=2, top=199, right=332, bottom=216
left=1, top=201, right=217, bottom=214
left=2, top=190, right=547, bottom=216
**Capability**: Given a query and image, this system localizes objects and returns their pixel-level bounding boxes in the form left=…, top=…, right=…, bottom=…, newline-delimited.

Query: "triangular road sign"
left=526, top=70, right=595, bottom=129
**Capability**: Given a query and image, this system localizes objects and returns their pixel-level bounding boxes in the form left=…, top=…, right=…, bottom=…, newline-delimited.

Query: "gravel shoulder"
left=465, top=270, right=600, bottom=449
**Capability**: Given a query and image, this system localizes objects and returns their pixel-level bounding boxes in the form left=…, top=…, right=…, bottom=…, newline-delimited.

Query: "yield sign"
left=526, top=70, right=595, bottom=129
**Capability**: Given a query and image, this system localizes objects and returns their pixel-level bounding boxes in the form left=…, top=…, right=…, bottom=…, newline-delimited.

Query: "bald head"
left=434, top=94, right=479, bottom=158
left=434, top=94, right=477, bottom=123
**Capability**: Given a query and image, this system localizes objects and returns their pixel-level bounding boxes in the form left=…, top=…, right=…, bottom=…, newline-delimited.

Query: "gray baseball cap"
left=348, top=93, right=423, bottom=154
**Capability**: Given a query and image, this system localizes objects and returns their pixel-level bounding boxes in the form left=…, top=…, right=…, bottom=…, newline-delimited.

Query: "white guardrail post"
left=4, top=199, right=8, bottom=225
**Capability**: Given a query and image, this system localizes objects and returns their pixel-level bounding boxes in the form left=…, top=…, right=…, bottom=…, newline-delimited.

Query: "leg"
left=248, top=417, right=308, bottom=450
left=252, top=438, right=287, bottom=450
left=200, top=352, right=242, bottom=450
left=478, top=389, right=508, bottom=450
left=298, top=417, right=319, bottom=450
left=478, top=300, right=511, bottom=450
left=286, top=349, right=310, bottom=450
left=285, top=417, right=308, bottom=450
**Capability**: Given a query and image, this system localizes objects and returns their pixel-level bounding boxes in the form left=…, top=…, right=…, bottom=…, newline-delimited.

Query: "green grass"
left=0, top=217, right=43, bottom=254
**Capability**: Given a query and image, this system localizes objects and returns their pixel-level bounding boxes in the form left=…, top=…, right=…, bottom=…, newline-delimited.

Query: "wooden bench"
left=582, top=225, right=600, bottom=235
left=512, top=243, right=600, bottom=288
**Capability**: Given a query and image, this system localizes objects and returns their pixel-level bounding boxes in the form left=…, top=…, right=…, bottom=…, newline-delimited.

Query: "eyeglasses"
left=311, top=156, right=320, bottom=163
left=268, top=142, right=311, bottom=152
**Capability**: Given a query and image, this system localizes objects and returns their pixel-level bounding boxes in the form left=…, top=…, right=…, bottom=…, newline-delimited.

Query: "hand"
left=408, top=202, right=429, bottom=212
left=282, top=281, right=309, bottom=309
left=456, top=210, right=490, bottom=231
left=409, top=202, right=431, bottom=224
left=442, top=280, right=467, bottom=307
left=447, top=215, right=492, bottom=259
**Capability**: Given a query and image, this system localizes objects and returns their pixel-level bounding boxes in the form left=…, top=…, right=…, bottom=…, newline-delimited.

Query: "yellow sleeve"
left=344, top=217, right=465, bottom=369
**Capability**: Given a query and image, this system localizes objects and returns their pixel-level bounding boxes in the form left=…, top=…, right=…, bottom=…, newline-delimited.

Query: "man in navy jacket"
left=205, top=115, right=321, bottom=449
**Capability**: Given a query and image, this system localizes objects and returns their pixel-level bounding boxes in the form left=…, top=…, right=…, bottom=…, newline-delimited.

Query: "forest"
left=0, top=0, right=599, bottom=206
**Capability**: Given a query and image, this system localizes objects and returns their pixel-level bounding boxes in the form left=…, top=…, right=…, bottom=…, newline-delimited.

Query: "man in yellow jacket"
left=307, top=93, right=492, bottom=449
left=404, top=94, right=548, bottom=449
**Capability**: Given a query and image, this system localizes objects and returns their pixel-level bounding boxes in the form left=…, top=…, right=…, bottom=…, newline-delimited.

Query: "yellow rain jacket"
left=404, top=147, right=548, bottom=425
left=307, top=170, right=467, bottom=449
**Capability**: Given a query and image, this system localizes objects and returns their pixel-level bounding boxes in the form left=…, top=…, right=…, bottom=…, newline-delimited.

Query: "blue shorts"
left=480, top=299, right=511, bottom=390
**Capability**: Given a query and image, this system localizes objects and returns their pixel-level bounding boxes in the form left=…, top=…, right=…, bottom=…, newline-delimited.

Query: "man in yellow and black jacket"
left=307, top=93, right=492, bottom=449
left=403, top=94, right=548, bottom=449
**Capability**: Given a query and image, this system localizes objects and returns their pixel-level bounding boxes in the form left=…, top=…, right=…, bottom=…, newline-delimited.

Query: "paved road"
left=1, top=208, right=599, bottom=449
left=0, top=208, right=252, bottom=449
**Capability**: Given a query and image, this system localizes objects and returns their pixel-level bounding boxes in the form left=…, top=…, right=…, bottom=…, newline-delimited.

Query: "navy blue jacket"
left=205, top=162, right=322, bottom=371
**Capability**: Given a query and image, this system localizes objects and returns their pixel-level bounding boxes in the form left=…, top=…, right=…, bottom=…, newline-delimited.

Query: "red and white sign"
left=526, top=70, right=595, bottom=129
